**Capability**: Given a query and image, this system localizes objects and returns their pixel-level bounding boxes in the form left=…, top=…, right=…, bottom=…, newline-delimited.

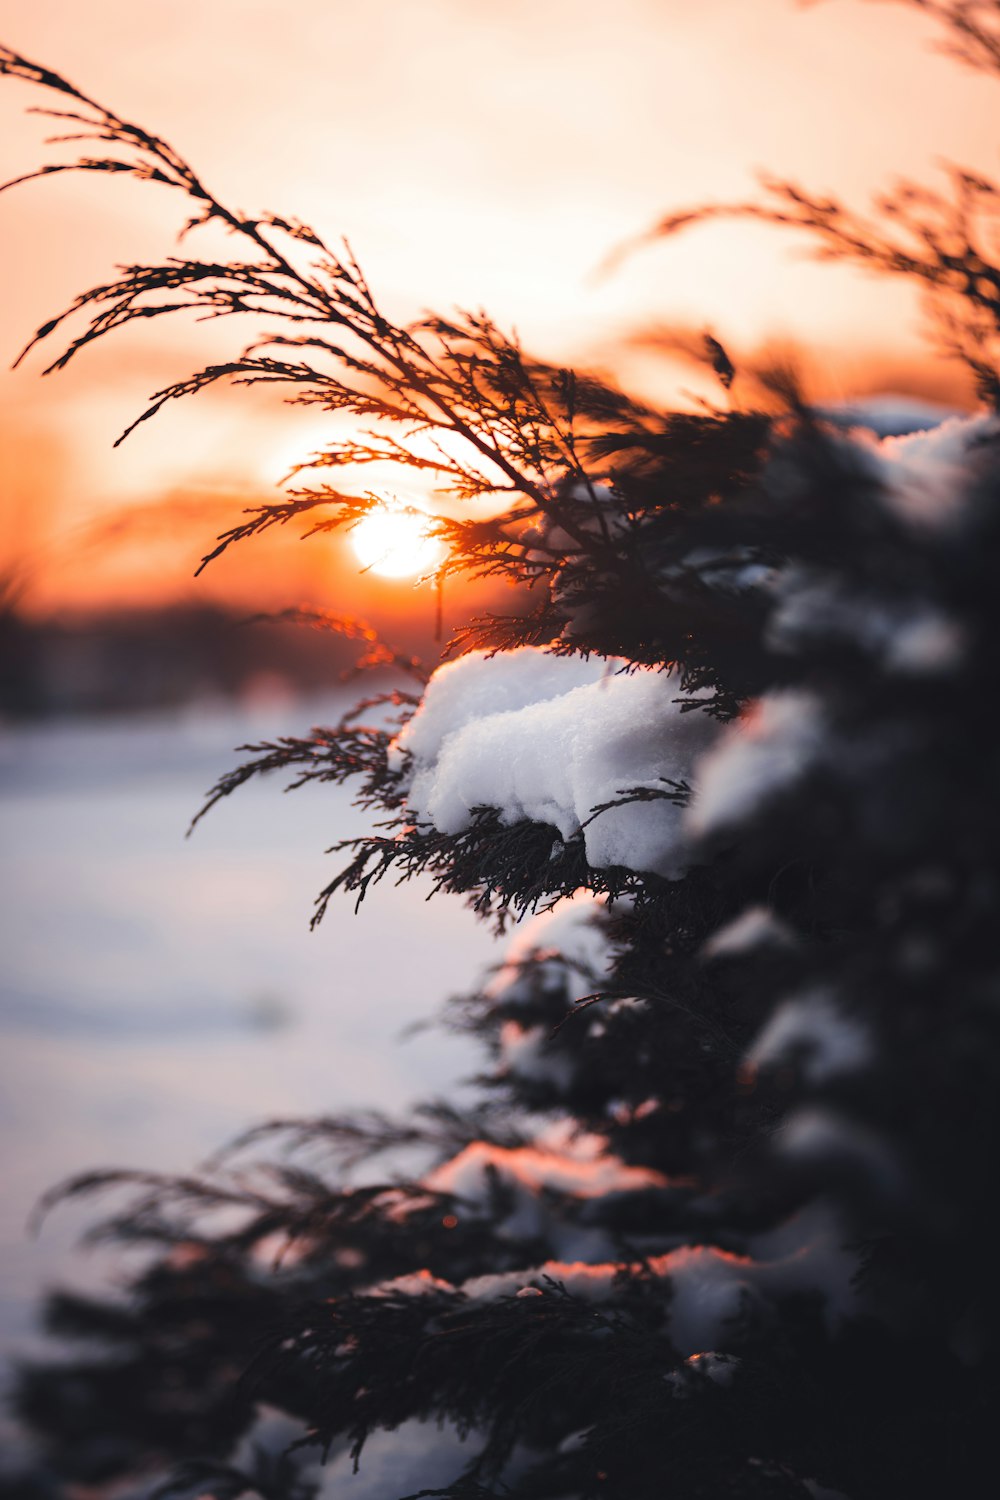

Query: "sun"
left=350, top=503, right=444, bottom=579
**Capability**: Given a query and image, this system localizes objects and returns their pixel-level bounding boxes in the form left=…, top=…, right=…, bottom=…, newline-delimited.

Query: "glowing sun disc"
left=350, top=505, right=444, bottom=579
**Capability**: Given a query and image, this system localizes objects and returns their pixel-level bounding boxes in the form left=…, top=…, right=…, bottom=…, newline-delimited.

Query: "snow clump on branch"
left=368, top=1205, right=857, bottom=1357
left=485, top=889, right=618, bottom=1009
left=868, top=411, right=1000, bottom=528
left=390, top=648, right=717, bottom=878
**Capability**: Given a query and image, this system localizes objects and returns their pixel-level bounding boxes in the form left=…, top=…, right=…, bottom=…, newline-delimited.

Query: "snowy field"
left=0, top=696, right=500, bottom=1398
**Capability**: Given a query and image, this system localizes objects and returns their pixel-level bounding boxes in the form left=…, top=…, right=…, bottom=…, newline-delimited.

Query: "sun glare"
left=350, top=503, right=444, bottom=579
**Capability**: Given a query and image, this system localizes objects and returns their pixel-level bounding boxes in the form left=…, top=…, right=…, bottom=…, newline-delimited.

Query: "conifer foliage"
left=3, top=4, right=1000, bottom=1496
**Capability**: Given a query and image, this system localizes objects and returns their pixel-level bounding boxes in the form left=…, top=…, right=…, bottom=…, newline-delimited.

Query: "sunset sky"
left=0, top=0, right=996, bottom=619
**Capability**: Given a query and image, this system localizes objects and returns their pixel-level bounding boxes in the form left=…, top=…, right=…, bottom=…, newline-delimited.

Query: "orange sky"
left=0, top=0, right=997, bottom=619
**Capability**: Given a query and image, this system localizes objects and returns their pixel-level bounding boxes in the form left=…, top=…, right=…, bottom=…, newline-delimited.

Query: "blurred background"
left=0, top=0, right=993, bottom=1459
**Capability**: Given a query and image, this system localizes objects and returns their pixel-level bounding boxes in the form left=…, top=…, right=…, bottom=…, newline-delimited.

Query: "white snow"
left=423, top=1135, right=666, bottom=1255
left=686, top=691, right=825, bottom=842
left=665, top=1350, right=742, bottom=1395
left=360, top=1204, right=856, bottom=1355
left=684, top=1351, right=741, bottom=1386
left=557, top=1427, right=592, bottom=1450
left=586, top=995, right=649, bottom=1040
left=523, top=481, right=626, bottom=545
left=766, top=411, right=996, bottom=530
left=426, top=1138, right=666, bottom=1205
left=460, top=1233, right=852, bottom=1352
left=884, top=611, right=966, bottom=674
left=744, top=989, right=871, bottom=1084
left=701, top=905, right=796, bottom=960
left=747, top=1204, right=858, bottom=1327
left=313, top=1418, right=481, bottom=1498
left=675, top=545, right=776, bottom=595
left=867, top=411, right=999, bottom=527
left=662, top=1245, right=765, bottom=1351
left=368, top=1268, right=456, bottom=1299
left=499, top=1020, right=575, bottom=1088
left=357, top=1124, right=669, bottom=1261
left=778, top=1108, right=901, bottom=1197
left=390, top=651, right=610, bottom=770
left=487, top=893, right=620, bottom=1084
left=766, top=568, right=965, bottom=676
left=486, top=889, right=616, bottom=1009
left=393, top=648, right=716, bottom=877
left=818, top=394, right=961, bottom=438
left=459, top=1260, right=622, bottom=1304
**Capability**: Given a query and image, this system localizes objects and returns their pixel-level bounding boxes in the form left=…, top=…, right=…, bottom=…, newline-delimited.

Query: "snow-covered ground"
left=0, top=695, right=499, bottom=1383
